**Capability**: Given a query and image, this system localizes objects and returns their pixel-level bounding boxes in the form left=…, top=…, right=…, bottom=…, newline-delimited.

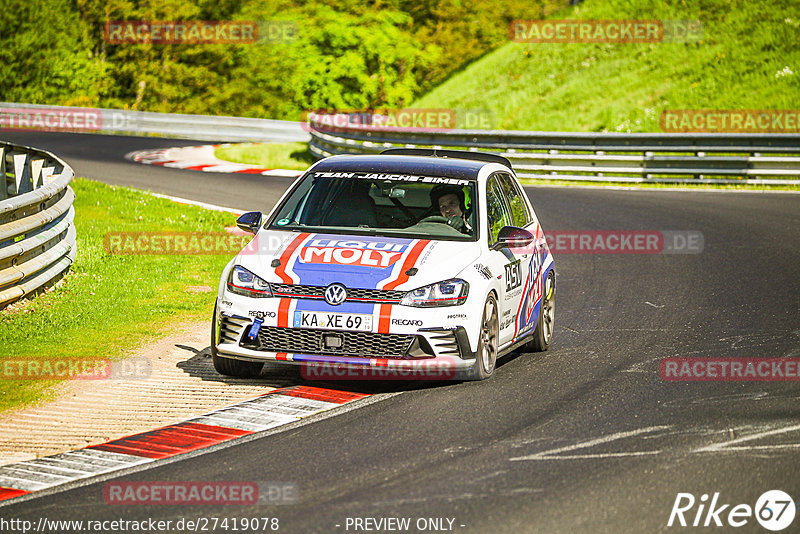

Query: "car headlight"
left=400, top=279, right=469, bottom=307
left=227, top=265, right=272, bottom=298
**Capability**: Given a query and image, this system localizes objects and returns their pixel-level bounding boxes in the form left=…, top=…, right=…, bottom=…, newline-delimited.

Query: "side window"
left=486, top=175, right=512, bottom=244
left=497, top=173, right=531, bottom=228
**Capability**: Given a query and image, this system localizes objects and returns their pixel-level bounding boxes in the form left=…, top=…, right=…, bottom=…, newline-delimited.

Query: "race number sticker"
left=505, top=260, right=522, bottom=291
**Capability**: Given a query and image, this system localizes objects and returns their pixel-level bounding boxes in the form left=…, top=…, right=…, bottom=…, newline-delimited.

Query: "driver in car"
left=430, top=184, right=473, bottom=234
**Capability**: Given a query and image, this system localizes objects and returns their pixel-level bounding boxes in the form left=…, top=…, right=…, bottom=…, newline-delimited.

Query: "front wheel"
left=525, top=270, right=555, bottom=352
left=211, top=301, right=264, bottom=378
left=470, top=294, right=499, bottom=380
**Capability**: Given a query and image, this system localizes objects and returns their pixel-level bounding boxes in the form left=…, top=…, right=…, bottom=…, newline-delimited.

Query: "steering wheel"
left=419, top=215, right=467, bottom=233
left=419, top=215, right=449, bottom=224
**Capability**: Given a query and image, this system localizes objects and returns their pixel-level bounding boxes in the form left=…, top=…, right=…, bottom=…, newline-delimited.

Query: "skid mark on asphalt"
left=660, top=391, right=800, bottom=407
left=506, top=422, right=800, bottom=462
left=694, top=423, right=800, bottom=453
left=365, top=488, right=544, bottom=508
left=509, top=426, right=671, bottom=461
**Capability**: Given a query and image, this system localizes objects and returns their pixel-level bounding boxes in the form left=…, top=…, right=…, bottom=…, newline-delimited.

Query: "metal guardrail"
left=308, top=121, right=800, bottom=184
left=0, top=102, right=309, bottom=143
left=0, top=142, right=76, bottom=308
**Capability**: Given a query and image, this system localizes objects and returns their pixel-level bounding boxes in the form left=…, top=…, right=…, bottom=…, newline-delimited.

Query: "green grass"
left=412, top=0, right=800, bottom=132
left=0, top=179, right=243, bottom=412
left=215, top=142, right=315, bottom=171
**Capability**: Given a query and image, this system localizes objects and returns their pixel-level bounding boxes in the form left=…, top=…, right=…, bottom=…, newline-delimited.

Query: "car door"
left=495, top=172, right=541, bottom=341
left=485, top=173, right=525, bottom=346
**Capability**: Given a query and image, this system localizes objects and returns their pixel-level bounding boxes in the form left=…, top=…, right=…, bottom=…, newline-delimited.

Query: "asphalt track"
left=2, top=131, right=800, bottom=533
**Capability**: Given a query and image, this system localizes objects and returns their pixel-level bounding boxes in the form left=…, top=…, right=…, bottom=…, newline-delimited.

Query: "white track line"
left=147, top=191, right=245, bottom=214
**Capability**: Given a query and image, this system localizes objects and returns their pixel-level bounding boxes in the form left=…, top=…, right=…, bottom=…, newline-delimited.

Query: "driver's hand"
left=446, top=215, right=465, bottom=232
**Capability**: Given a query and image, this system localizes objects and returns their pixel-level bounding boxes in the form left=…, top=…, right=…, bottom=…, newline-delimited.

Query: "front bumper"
left=214, top=310, right=477, bottom=375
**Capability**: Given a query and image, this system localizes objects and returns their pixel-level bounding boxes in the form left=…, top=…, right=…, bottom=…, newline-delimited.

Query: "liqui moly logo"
left=298, top=239, right=408, bottom=268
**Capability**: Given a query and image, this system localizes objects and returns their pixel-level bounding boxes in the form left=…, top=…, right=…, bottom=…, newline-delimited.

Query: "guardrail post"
left=0, top=147, right=6, bottom=201
left=12, top=153, right=32, bottom=195
left=41, top=166, right=56, bottom=185
left=31, top=158, right=44, bottom=189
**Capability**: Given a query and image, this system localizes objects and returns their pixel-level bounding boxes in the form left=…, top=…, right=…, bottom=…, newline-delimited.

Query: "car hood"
left=236, top=230, right=481, bottom=291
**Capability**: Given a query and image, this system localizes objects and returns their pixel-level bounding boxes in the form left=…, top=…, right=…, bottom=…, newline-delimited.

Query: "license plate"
left=293, top=311, right=372, bottom=332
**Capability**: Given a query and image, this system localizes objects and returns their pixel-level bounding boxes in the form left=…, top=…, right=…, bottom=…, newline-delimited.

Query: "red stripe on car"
left=275, top=233, right=311, bottom=327
left=377, top=240, right=430, bottom=333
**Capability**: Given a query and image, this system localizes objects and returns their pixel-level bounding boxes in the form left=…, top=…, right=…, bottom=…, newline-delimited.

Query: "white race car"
left=212, top=149, right=555, bottom=380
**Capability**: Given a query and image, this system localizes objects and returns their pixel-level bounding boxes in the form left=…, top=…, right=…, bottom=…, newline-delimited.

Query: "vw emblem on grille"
left=324, top=283, right=347, bottom=306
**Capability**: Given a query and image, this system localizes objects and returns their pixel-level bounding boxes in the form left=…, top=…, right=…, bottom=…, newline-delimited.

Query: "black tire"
left=211, top=301, right=264, bottom=378
left=470, top=293, right=499, bottom=380
left=525, top=270, right=555, bottom=352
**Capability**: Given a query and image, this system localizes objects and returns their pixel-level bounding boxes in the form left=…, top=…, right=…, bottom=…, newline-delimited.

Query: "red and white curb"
left=0, top=385, right=368, bottom=504
left=126, top=144, right=304, bottom=178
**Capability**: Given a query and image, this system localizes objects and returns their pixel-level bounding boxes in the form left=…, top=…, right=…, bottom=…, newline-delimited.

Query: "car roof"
left=311, top=154, right=503, bottom=181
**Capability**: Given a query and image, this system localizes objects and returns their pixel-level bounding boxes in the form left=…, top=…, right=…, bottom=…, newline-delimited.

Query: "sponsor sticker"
left=391, top=319, right=423, bottom=326
left=298, top=239, right=408, bottom=268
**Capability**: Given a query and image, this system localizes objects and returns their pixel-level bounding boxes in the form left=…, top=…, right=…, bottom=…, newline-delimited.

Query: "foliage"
left=414, top=0, right=800, bottom=131
left=0, top=0, right=559, bottom=118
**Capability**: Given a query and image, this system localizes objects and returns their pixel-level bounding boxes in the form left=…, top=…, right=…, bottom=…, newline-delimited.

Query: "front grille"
left=249, top=326, right=415, bottom=358
left=270, top=283, right=406, bottom=304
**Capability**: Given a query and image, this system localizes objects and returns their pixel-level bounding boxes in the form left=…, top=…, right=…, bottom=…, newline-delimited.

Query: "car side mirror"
left=236, top=211, right=262, bottom=234
left=492, top=226, right=534, bottom=251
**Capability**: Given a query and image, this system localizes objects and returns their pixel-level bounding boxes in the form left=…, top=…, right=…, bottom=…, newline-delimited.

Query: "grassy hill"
left=413, top=0, right=800, bottom=132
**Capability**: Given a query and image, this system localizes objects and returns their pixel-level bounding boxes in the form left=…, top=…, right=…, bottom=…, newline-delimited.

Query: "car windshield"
left=268, top=172, right=478, bottom=241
